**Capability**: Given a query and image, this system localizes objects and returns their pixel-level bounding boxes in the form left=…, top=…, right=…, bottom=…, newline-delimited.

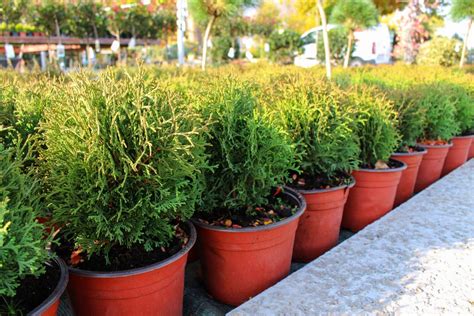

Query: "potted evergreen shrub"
left=40, top=69, right=208, bottom=315
left=0, top=143, right=68, bottom=315
left=414, top=83, right=458, bottom=192
left=381, top=86, right=428, bottom=206
left=441, top=83, right=474, bottom=175
left=272, top=80, right=359, bottom=262
left=192, top=80, right=306, bottom=306
left=341, top=87, right=405, bottom=232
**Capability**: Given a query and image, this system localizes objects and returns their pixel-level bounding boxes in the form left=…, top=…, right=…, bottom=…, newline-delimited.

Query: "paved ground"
left=230, top=160, right=474, bottom=315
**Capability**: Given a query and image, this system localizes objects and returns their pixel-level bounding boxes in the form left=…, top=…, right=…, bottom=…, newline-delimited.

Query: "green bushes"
left=345, top=87, right=400, bottom=167
left=195, top=79, right=296, bottom=213
left=0, top=144, right=52, bottom=299
left=40, top=69, right=209, bottom=260
left=416, top=83, right=459, bottom=141
left=268, top=78, right=360, bottom=181
left=416, top=37, right=462, bottom=67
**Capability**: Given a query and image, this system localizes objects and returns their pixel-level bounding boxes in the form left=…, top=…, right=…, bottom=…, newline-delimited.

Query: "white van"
left=294, top=24, right=392, bottom=68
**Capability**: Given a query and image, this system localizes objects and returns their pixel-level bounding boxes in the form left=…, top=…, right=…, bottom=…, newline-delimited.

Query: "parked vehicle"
left=294, top=24, right=392, bottom=68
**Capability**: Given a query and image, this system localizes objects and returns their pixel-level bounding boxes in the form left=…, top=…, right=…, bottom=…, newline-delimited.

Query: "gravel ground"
left=230, top=160, right=474, bottom=315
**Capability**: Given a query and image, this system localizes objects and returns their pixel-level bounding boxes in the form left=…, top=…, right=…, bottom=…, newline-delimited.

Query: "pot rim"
left=296, top=175, right=356, bottom=195
left=392, top=147, right=428, bottom=156
left=356, top=159, right=407, bottom=173
left=192, top=186, right=306, bottom=233
left=452, top=134, right=474, bottom=139
left=68, top=221, right=196, bottom=278
left=28, top=257, right=69, bottom=316
left=417, top=142, right=453, bottom=149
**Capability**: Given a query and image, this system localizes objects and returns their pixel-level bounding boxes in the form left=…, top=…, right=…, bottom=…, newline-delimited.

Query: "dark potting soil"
left=288, top=172, right=352, bottom=191
left=0, top=263, right=60, bottom=315
left=195, top=188, right=297, bottom=228
left=54, top=225, right=188, bottom=272
left=395, top=145, right=426, bottom=154
left=361, top=159, right=404, bottom=170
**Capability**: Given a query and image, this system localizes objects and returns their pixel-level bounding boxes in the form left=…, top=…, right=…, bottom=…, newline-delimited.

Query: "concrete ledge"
left=230, top=160, right=474, bottom=315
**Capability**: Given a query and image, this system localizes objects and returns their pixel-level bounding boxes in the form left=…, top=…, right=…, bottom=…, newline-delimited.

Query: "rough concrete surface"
left=230, top=160, right=474, bottom=316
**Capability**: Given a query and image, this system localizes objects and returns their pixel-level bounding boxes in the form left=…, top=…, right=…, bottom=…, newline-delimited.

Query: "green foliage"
left=416, top=83, right=459, bottom=141
left=195, top=79, right=296, bottom=213
left=345, top=87, right=400, bottom=167
left=68, top=1, right=108, bottom=39
left=40, top=69, right=209, bottom=260
left=317, top=27, right=352, bottom=64
left=451, top=0, right=474, bottom=21
left=189, top=0, right=259, bottom=25
left=271, top=79, right=360, bottom=178
left=0, top=143, right=52, bottom=299
left=416, top=37, right=462, bottom=67
left=330, top=0, right=379, bottom=31
left=34, top=0, right=70, bottom=37
left=269, top=29, right=303, bottom=64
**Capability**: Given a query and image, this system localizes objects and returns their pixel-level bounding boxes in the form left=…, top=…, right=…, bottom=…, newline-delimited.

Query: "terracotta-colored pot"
left=67, top=222, right=196, bottom=316
left=469, top=138, right=474, bottom=160
left=29, top=258, right=69, bottom=316
left=292, top=179, right=354, bottom=262
left=441, top=136, right=473, bottom=176
left=391, top=148, right=427, bottom=207
left=342, top=160, right=406, bottom=232
left=414, top=143, right=452, bottom=193
left=194, top=187, right=306, bottom=306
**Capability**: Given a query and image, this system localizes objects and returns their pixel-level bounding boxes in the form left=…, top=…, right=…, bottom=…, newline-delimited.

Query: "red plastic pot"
left=469, top=138, right=474, bottom=160
left=414, top=143, right=452, bottom=193
left=342, top=160, right=406, bottom=232
left=292, top=179, right=354, bottom=262
left=67, top=222, right=196, bottom=316
left=391, top=148, right=427, bottom=207
left=194, top=187, right=306, bottom=306
left=442, top=136, right=473, bottom=176
left=29, top=258, right=69, bottom=316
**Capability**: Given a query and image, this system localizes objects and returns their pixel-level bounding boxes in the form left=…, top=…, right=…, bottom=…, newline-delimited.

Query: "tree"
left=106, top=5, right=127, bottom=63
left=451, top=0, right=474, bottom=68
left=317, top=0, right=331, bottom=79
left=189, top=0, right=258, bottom=70
left=35, top=0, right=69, bottom=42
left=330, top=0, right=378, bottom=68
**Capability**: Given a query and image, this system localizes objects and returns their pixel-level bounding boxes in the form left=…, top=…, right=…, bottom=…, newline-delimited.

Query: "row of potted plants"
left=0, top=65, right=473, bottom=315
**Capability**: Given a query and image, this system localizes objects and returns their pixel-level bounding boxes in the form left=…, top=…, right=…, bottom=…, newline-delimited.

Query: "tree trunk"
left=55, top=18, right=61, bottom=44
left=459, top=18, right=472, bottom=68
left=317, top=0, right=331, bottom=80
left=201, top=15, right=216, bottom=70
left=343, top=31, right=353, bottom=68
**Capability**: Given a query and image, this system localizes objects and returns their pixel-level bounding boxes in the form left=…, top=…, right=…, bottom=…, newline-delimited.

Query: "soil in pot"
left=0, top=259, right=68, bottom=316
left=55, top=223, right=195, bottom=316
left=391, top=146, right=427, bottom=207
left=342, top=159, right=406, bottom=232
left=193, top=187, right=306, bottom=306
left=442, top=136, right=473, bottom=176
left=290, top=173, right=354, bottom=262
left=415, top=141, right=452, bottom=193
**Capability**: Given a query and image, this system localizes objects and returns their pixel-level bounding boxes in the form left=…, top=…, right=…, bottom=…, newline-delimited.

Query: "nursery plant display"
left=414, top=83, right=458, bottom=192
left=0, top=144, right=68, bottom=316
left=269, top=79, right=359, bottom=262
left=441, top=84, right=474, bottom=176
left=39, top=69, right=208, bottom=315
left=192, top=80, right=306, bottom=306
left=341, top=87, right=405, bottom=232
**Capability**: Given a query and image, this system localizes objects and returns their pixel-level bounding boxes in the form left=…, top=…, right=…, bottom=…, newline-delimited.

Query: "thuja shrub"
left=416, top=83, right=459, bottom=141
left=344, top=87, right=400, bottom=167
left=40, top=69, right=208, bottom=259
left=270, top=79, right=360, bottom=180
left=194, top=79, right=296, bottom=213
left=446, top=84, right=474, bottom=135
left=0, top=144, right=52, bottom=300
